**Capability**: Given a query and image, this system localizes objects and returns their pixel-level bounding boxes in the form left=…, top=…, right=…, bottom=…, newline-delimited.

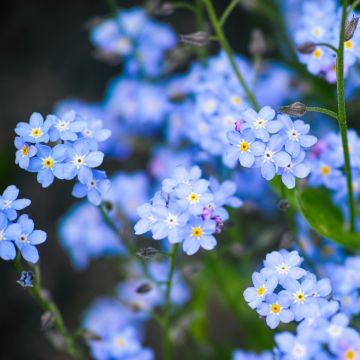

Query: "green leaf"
left=295, top=187, right=360, bottom=249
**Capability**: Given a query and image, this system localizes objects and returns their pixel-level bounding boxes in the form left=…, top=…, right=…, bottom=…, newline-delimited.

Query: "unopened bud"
left=297, top=42, right=317, bottom=54
left=277, top=199, right=290, bottom=211
left=235, top=120, right=242, bottom=132
left=17, top=270, right=34, bottom=288
left=80, top=330, right=102, bottom=341
left=249, top=29, right=266, bottom=56
left=153, top=3, right=175, bottom=16
left=345, top=15, right=359, bottom=41
left=41, top=312, right=55, bottom=332
left=279, top=102, right=307, bottom=117
left=136, top=282, right=153, bottom=294
left=136, top=247, right=159, bottom=259
left=180, top=32, right=210, bottom=47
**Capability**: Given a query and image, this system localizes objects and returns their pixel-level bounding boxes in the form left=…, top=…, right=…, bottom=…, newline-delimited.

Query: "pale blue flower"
left=15, top=112, right=53, bottom=143
left=0, top=185, right=31, bottom=221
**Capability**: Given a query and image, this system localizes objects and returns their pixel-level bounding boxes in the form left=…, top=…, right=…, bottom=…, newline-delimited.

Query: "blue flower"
left=10, top=214, right=47, bottom=263
left=175, top=179, right=213, bottom=215
left=275, top=330, right=321, bottom=359
left=17, top=270, right=34, bottom=288
left=261, top=250, right=306, bottom=285
left=279, top=151, right=310, bottom=189
left=150, top=203, right=189, bottom=244
left=278, top=114, right=318, bottom=157
left=78, top=117, right=112, bottom=150
left=0, top=185, right=31, bottom=221
left=232, top=350, right=273, bottom=360
left=72, top=170, right=111, bottom=206
left=224, top=129, right=265, bottom=168
left=15, top=112, right=53, bottom=143
left=162, top=165, right=201, bottom=193
left=182, top=217, right=217, bottom=255
left=59, top=202, right=126, bottom=270
left=14, top=137, right=37, bottom=170
left=0, top=213, right=20, bottom=260
left=255, top=134, right=291, bottom=181
left=63, top=139, right=104, bottom=184
left=48, top=110, right=87, bottom=141
left=28, top=144, right=67, bottom=188
left=243, top=272, right=278, bottom=309
left=134, top=203, right=157, bottom=236
left=242, top=106, right=283, bottom=141
left=257, top=293, right=294, bottom=329
left=280, top=274, right=331, bottom=321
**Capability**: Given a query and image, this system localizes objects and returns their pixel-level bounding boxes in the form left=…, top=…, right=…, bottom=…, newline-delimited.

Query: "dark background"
left=0, top=1, right=259, bottom=359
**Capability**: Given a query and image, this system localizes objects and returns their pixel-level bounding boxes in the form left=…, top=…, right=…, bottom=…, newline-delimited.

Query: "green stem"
left=306, top=107, right=339, bottom=120
left=174, top=2, right=196, bottom=12
left=13, top=256, right=84, bottom=360
left=219, top=0, right=239, bottom=27
left=163, top=243, right=179, bottom=360
left=336, top=0, right=356, bottom=232
left=195, top=0, right=207, bottom=62
left=315, top=42, right=339, bottom=54
left=203, top=0, right=260, bottom=111
left=349, top=0, right=360, bottom=13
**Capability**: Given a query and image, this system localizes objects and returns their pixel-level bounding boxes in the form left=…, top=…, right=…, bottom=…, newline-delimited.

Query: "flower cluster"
left=15, top=111, right=111, bottom=205
left=308, top=129, right=360, bottom=210
left=90, top=7, right=177, bottom=78
left=244, top=250, right=331, bottom=329
left=0, top=185, right=46, bottom=263
left=292, top=0, right=360, bottom=82
left=165, top=51, right=300, bottom=157
left=135, top=165, right=242, bottom=255
left=224, top=106, right=317, bottom=188
left=82, top=259, right=190, bottom=360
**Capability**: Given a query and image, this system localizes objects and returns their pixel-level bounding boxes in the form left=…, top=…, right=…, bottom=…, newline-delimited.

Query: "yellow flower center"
left=270, top=303, right=281, bottom=314
left=312, top=26, right=323, bottom=37
left=116, top=338, right=126, bottom=348
left=294, top=291, right=306, bottom=304
left=320, top=165, right=331, bottom=175
left=345, top=350, right=356, bottom=360
left=191, top=227, right=203, bottom=238
left=231, top=96, right=242, bottom=105
left=188, top=192, right=200, bottom=203
left=31, top=128, right=42, bottom=139
left=257, top=286, right=266, bottom=297
left=21, top=145, right=29, bottom=156
left=239, top=141, right=250, bottom=152
left=43, top=157, right=54, bottom=169
left=345, top=40, right=353, bottom=50
left=313, top=48, right=322, bottom=58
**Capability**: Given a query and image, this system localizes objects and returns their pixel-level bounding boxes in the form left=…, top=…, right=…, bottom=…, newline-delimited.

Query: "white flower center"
left=204, top=100, right=217, bottom=113
left=89, top=180, right=97, bottom=189
left=82, top=128, right=93, bottom=137
left=311, top=26, right=324, bottom=38
left=19, top=234, right=29, bottom=243
left=165, top=214, right=179, bottom=229
left=115, top=37, right=132, bottom=53
left=73, top=155, right=86, bottom=168
left=327, top=324, right=343, bottom=338
left=291, top=344, right=307, bottom=359
left=56, top=120, right=70, bottom=131
left=276, top=263, right=290, bottom=274
left=293, top=290, right=306, bottom=304
left=0, top=230, right=5, bottom=241
left=254, top=117, right=267, bottom=129
left=287, top=128, right=300, bottom=140
left=263, top=150, right=274, bottom=162
left=148, top=215, right=157, bottom=224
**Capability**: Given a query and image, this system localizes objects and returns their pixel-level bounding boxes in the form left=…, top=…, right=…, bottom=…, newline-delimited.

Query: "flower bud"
left=136, top=246, right=159, bottom=259
left=279, top=102, right=307, bottom=117
left=41, top=312, right=55, bottom=332
left=17, top=270, right=34, bottom=288
left=296, top=42, right=317, bottom=54
left=345, top=15, right=359, bottom=41
left=180, top=32, right=210, bottom=47
left=153, top=3, right=175, bottom=16
left=136, top=282, right=153, bottom=294
left=277, top=199, right=290, bottom=211
left=249, top=29, right=267, bottom=56
left=235, top=120, right=242, bottom=132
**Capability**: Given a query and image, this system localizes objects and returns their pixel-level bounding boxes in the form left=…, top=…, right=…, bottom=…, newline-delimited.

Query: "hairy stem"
left=219, top=0, right=239, bottom=27
left=204, top=0, right=260, bottom=111
left=306, top=107, right=339, bottom=120
left=337, top=0, right=356, bottom=232
left=163, top=243, right=179, bottom=360
left=13, top=256, right=84, bottom=360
